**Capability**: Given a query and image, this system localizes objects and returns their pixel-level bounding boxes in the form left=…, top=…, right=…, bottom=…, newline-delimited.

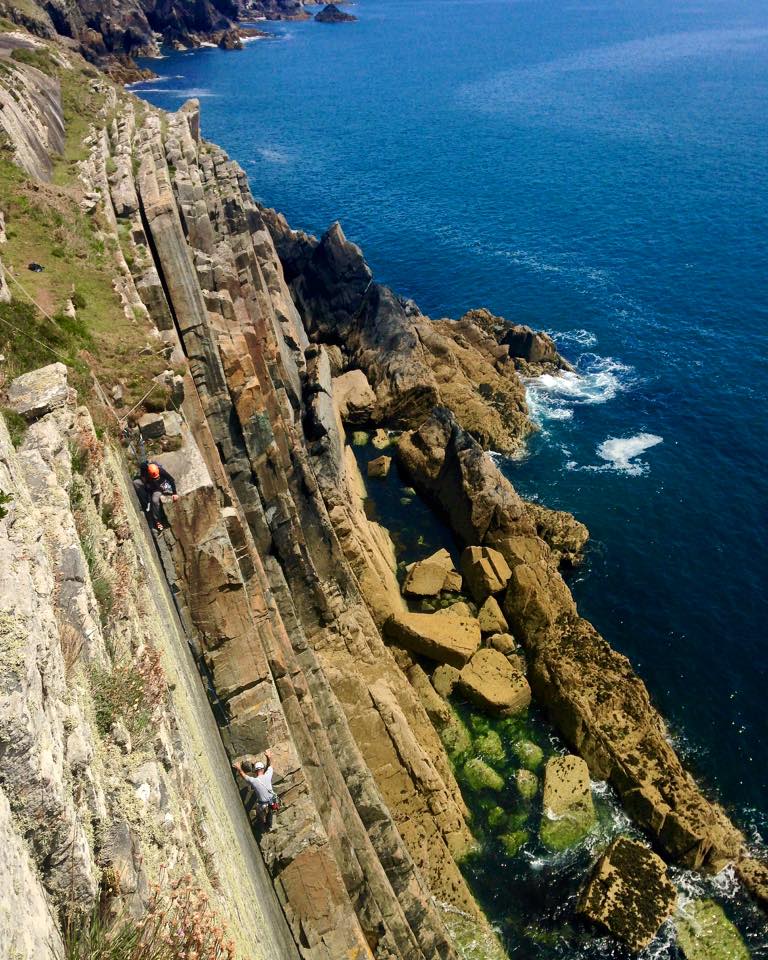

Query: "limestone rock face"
left=578, top=837, right=677, bottom=952
left=7, top=362, right=71, bottom=419
left=384, top=607, right=481, bottom=667
left=540, top=755, right=595, bottom=850
left=457, top=648, right=531, bottom=716
left=524, top=500, right=589, bottom=567
left=403, top=548, right=457, bottom=597
left=0, top=51, right=65, bottom=181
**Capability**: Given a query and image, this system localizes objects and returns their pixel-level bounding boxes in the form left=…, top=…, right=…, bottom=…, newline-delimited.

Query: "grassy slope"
left=0, top=41, right=168, bottom=417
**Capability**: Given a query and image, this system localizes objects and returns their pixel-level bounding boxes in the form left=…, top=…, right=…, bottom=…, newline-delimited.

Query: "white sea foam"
left=131, top=87, right=217, bottom=97
left=547, top=328, right=598, bottom=348
left=257, top=146, right=292, bottom=164
left=525, top=355, right=633, bottom=425
left=596, top=433, right=663, bottom=475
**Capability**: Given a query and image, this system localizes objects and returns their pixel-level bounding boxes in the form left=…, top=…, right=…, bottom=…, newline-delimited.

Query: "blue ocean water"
left=136, top=0, right=768, bottom=950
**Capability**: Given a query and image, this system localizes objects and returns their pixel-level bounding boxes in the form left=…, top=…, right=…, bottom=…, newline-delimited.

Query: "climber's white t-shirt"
left=244, top=768, right=274, bottom=803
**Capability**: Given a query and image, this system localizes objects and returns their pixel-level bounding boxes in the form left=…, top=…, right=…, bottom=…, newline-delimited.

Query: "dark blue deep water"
left=136, top=1, right=768, bottom=952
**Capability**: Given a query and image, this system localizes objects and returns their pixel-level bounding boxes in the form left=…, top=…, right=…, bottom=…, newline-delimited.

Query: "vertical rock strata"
left=108, top=98, right=492, bottom=957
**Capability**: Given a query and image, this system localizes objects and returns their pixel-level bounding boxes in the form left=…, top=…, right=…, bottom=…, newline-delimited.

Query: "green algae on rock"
left=475, top=730, right=506, bottom=766
left=512, top=739, right=543, bottom=771
left=675, top=899, right=751, bottom=960
left=515, top=768, right=538, bottom=801
left=540, top=755, right=596, bottom=851
left=463, top=757, right=505, bottom=792
left=500, top=830, right=529, bottom=858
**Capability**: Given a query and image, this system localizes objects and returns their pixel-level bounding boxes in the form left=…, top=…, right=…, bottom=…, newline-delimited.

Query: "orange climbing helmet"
left=147, top=463, right=160, bottom=479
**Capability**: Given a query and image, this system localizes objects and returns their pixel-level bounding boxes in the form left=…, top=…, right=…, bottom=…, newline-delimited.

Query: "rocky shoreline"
left=0, top=25, right=766, bottom=960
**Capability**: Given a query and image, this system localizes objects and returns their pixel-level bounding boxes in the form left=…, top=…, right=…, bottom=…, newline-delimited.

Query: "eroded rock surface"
left=578, top=837, right=677, bottom=952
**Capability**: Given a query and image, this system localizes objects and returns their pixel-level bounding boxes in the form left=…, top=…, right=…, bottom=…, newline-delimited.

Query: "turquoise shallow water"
left=136, top=1, right=768, bottom=951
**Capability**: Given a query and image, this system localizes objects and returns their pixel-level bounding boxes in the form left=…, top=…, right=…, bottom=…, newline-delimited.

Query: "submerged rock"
left=512, top=739, right=543, bottom=771
left=578, top=837, right=677, bottom=952
left=540, top=755, right=595, bottom=851
left=675, top=899, right=750, bottom=960
left=463, top=757, right=504, bottom=792
left=515, top=768, right=538, bottom=801
left=475, top=730, right=505, bottom=766
left=384, top=606, right=481, bottom=667
left=499, top=830, right=529, bottom=857
left=457, top=647, right=531, bottom=715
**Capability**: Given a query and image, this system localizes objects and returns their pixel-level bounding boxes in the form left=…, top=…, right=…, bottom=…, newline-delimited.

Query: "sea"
left=134, top=1, right=768, bottom=953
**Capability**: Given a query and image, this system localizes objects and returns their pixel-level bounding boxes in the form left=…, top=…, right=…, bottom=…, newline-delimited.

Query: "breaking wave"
left=525, top=354, right=634, bottom=424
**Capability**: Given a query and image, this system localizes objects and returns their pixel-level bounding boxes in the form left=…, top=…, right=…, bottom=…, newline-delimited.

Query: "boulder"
left=333, top=369, right=376, bottom=423
left=512, top=739, right=543, bottom=771
left=457, top=648, right=531, bottom=715
left=463, top=757, right=504, bottom=792
left=402, top=548, right=456, bottom=597
left=499, top=830, right=528, bottom=857
left=367, top=455, right=391, bottom=478
left=137, top=411, right=166, bottom=439
left=475, top=730, right=505, bottom=766
left=478, top=596, right=508, bottom=634
left=460, top=546, right=512, bottom=603
left=540, top=755, right=595, bottom=850
left=515, top=769, right=538, bottom=801
left=578, top=837, right=677, bottom=952
left=371, top=428, right=391, bottom=449
left=675, top=899, right=750, bottom=960
left=443, top=569, right=463, bottom=592
left=432, top=663, right=460, bottom=699
left=502, top=324, right=561, bottom=365
left=488, top=632, right=516, bottom=656
left=218, top=28, right=243, bottom=49
left=384, top=607, right=481, bottom=667
left=7, top=363, right=70, bottom=419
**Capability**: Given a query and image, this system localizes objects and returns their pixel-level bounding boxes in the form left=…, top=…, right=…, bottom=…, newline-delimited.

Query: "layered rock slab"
left=384, top=606, right=482, bottom=667
left=578, top=837, right=677, bottom=951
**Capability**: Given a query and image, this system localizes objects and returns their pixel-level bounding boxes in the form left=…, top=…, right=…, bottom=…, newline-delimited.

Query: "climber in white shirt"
left=233, top=749, right=278, bottom=830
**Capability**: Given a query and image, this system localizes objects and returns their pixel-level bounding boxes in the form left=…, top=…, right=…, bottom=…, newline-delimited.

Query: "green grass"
left=0, top=491, right=12, bottom=520
left=1, top=406, right=28, bottom=448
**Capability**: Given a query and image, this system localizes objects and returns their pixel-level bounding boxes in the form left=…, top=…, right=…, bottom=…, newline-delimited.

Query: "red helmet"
left=147, top=463, right=160, bottom=479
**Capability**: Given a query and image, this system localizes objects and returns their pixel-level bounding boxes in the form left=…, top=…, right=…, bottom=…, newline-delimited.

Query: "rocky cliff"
left=0, top=26, right=765, bottom=960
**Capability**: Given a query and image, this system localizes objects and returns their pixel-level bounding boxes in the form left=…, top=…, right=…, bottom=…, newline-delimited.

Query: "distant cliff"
left=0, top=0, right=307, bottom=79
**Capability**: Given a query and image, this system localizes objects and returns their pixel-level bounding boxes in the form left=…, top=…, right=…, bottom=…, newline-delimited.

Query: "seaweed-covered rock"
left=499, top=830, right=528, bottom=857
left=578, top=837, right=677, bottom=952
left=475, top=730, right=505, bottom=766
left=487, top=806, right=507, bottom=830
left=540, top=755, right=595, bottom=850
left=458, top=648, right=531, bottom=715
left=515, top=769, right=538, bottom=801
left=512, top=740, right=543, bottom=771
left=463, top=757, right=504, bottom=792
left=675, top=899, right=750, bottom=960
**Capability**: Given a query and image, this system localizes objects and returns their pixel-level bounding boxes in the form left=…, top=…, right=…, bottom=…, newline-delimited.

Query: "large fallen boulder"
left=456, top=648, right=531, bottom=715
left=578, top=837, right=677, bottom=952
left=540, top=755, right=595, bottom=850
left=403, top=548, right=458, bottom=597
left=7, top=362, right=71, bottom=419
left=478, top=596, right=508, bottom=634
left=332, top=369, right=376, bottom=422
left=460, top=546, right=512, bottom=603
left=384, top=606, right=481, bottom=667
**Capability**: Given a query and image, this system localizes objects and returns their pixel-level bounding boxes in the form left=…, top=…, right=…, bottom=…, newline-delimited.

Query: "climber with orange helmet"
left=133, top=460, right=178, bottom=531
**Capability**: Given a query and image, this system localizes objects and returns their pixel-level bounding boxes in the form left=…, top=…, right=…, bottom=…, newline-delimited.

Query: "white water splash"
left=596, top=432, right=663, bottom=475
left=525, top=355, right=634, bottom=425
